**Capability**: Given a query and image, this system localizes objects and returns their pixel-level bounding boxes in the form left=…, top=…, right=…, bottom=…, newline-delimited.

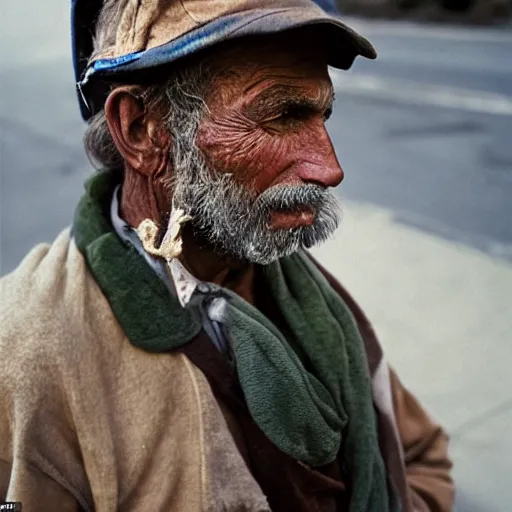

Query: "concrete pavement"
left=311, top=200, right=512, bottom=512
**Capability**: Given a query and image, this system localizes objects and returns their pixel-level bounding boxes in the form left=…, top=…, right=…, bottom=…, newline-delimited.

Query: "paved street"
left=1, top=3, right=512, bottom=511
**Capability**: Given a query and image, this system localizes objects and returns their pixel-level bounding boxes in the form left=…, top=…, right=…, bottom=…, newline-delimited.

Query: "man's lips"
left=269, top=207, right=315, bottom=230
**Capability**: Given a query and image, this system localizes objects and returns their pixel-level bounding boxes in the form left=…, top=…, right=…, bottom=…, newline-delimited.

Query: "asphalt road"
left=328, top=20, right=512, bottom=259
left=1, top=4, right=512, bottom=511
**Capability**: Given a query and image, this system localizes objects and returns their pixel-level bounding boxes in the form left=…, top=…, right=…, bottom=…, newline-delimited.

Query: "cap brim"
left=77, top=7, right=376, bottom=120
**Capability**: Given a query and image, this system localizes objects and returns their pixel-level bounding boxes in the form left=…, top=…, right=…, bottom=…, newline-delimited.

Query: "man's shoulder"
left=0, top=229, right=122, bottom=378
left=2, top=229, right=81, bottom=345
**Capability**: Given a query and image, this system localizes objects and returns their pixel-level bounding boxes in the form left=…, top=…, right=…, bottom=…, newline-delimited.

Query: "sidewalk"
left=312, top=200, right=512, bottom=512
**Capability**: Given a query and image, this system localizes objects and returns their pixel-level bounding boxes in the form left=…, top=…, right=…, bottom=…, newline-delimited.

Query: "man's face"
left=171, top=34, right=343, bottom=264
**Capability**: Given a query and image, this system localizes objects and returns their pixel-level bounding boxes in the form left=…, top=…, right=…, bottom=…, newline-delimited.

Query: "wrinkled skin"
left=197, top=43, right=343, bottom=230
left=105, top=32, right=344, bottom=298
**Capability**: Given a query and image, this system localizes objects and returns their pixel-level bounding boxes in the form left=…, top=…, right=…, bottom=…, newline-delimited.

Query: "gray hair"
left=83, top=0, right=213, bottom=170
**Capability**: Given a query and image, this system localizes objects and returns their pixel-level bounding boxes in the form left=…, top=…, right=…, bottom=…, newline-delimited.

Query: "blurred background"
left=1, top=1, right=511, bottom=511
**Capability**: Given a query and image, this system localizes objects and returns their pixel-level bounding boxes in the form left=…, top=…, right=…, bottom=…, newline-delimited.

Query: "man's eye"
left=278, top=105, right=312, bottom=122
left=263, top=103, right=332, bottom=132
left=275, top=105, right=333, bottom=124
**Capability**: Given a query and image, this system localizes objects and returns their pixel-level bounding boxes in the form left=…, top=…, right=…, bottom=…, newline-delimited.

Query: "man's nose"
left=298, top=125, right=344, bottom=188
left=319, top=134, right=344, bottom=188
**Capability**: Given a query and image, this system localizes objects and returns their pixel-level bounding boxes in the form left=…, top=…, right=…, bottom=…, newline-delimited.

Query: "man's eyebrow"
left=242, top=83, right=334, bottom=120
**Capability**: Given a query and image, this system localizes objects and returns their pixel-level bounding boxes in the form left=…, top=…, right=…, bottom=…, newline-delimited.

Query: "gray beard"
left=171, top=148, right=341, bottom=265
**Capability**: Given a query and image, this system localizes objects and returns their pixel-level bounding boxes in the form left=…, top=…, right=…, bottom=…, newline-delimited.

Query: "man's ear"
left=104, top=86, right=170, bottom=175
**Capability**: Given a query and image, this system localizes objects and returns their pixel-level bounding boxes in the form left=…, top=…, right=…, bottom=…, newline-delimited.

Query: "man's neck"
left=179, top=227, right=256, bottom=305
left=119, top=173, right=256, bottom=305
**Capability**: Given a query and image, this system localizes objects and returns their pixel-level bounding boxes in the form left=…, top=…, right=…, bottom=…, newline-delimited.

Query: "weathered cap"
left=72, top=0, right=376, bottom=120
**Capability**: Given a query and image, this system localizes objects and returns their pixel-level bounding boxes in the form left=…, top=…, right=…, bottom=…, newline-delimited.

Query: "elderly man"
left=0, top=1, right=453, bottom=511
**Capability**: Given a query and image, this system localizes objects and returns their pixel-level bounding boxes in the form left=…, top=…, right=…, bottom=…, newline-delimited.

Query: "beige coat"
left=0, top=230, right=454, bottom=511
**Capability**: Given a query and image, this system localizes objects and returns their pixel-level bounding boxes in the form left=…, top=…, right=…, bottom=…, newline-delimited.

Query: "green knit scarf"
left=73, top=170, right=398, bottom=512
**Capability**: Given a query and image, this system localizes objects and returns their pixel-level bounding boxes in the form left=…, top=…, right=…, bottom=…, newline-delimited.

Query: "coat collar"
left=72, top=169, right=202, bottom=352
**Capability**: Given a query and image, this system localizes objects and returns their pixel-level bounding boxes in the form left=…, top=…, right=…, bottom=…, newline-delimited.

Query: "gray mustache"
left=255, top=184, right=327, bottom=213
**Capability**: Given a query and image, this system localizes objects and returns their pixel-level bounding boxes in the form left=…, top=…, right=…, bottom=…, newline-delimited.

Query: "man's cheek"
left=239, top=134, right=293, bottom=188
left=198, top=122, right=285, bottom=184
left=225, top=131, right=279, bottom=177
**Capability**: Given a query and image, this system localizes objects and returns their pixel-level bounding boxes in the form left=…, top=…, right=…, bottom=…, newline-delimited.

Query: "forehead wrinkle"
left=240, top=57, right=326, bottom=94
